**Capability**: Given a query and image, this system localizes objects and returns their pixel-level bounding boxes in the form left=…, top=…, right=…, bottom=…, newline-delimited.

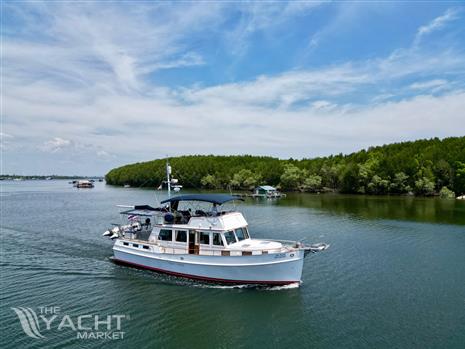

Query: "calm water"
left=1, top=180, right=464, bottom=348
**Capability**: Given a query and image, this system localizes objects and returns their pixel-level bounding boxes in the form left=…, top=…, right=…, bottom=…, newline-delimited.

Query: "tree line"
left=105, top=136, right=465, bottom=197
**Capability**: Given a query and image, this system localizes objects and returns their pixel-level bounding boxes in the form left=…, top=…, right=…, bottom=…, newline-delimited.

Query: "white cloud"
left=311, top=100, right=337, bottom=111
left=183, top=64, right=370, bottom=108
left=409, top=79, right=448, bottom=91
left=3, top=2, right=224, bottom=93
left=40, top=137, right=114, bottom=161
left=3, top=2, right=465, bottom=175
left=181, top=45, right=464, bottom=109
left=0, top=132, right=13, bottom=138
left=96, top=150, right=112, bottom=159
left=40, top=138, right=73, bottom=153
left=226, top=2, right=324, bottom=56
left=0, top=132, right=14, bottom=151
left=414, top=8, right=460, bottom=45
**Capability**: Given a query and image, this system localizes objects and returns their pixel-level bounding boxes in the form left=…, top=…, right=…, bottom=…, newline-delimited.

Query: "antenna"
left=229, top=184, right=237, bottom=211
left=166, top=159, right=171, bottom=200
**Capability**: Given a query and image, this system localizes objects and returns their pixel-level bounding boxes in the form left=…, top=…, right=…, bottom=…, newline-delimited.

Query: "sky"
left=2, top=1, right=465, bottom=175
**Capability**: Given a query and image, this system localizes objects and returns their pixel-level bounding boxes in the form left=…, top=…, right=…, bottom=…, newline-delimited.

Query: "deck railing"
left=119, top=239, right=293, bottom=256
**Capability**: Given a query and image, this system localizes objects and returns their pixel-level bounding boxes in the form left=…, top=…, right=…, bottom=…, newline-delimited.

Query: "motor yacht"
left=103, top=163, right=328, bottom=285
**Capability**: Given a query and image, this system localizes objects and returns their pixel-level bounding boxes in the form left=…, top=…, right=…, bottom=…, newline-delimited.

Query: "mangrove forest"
left=105, top=136, right=465, bottom=197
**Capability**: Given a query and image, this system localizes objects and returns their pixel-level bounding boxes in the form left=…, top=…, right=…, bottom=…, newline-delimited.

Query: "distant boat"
left=237, top=185, right=286, bottom=199
left=124, top=184, right=131, bottom=188
left=98, top=179, right=103, bottom=182
left=76, top=180, right=94, bottom=188
left=45, top=177, right=52, bottom=180
left=254, top=185, right=285, bottom=198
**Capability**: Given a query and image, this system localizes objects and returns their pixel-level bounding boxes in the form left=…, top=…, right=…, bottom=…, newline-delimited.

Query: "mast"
left=166, top=159, right=171, bottom=200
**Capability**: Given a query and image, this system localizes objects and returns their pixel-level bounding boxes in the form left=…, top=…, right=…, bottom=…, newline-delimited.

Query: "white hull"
left=113, top=242, right=305, bottom=285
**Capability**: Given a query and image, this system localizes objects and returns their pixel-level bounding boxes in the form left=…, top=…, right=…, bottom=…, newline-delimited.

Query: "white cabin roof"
left=256, top=185, right=276, bottom=191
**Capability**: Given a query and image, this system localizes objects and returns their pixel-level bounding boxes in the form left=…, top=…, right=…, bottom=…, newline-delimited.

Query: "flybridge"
left=161, top=194, right=244, bottom=212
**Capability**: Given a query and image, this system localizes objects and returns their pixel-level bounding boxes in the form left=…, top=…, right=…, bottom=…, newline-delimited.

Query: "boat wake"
left=263, top=282, right=301, bottom=290
left=189, top=281, right=301, bottom=290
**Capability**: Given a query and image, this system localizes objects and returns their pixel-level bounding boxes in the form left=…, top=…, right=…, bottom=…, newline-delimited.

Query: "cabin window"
left=123, top=242, right=129, bottom=246
left=212, top=232, right=223, bottom=246
left=175, top=230, right=187, bottom=242
left=224, top=231, right=237, bottom=245
left=133, top=244, right=139, bottom=248
left=159, top=229, right=172, bottom=241
left=235, top=228, right=248, bottom=241
left=199, top=232, right=210, bottom=245
left=143, top=245, right=149, bottom=250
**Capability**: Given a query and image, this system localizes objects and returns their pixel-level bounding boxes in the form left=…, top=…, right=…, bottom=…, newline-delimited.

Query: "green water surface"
left=1, top=181, right=464, bottom=348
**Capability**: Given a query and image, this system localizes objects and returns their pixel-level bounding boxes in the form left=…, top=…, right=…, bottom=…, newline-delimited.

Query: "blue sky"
left=2, top=1, right=465, bottom=175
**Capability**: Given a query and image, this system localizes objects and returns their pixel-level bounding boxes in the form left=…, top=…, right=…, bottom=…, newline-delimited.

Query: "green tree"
left=389, top=172, right=410, bottom=194
left=201, top=174, right=220, bottom=189
left=340, top=163, right=359, bottom=193
left=439, top=187, right=455, bottom=199
left=455, top=161, right=465, bottom=195
left=320, top=164, right=341, bottom=189
left=435, top=159, right=452, bottom=189
left=104, top=137, right=465, bottom=197
left=230, top=169, right=261, bottom=189
left=414, top=177, right=435, bottom=196
left=367, top=175, right=390, bottom=194
left=302, top=174, right=322, bottom=192
left=280, top=164, right=306, bottom=190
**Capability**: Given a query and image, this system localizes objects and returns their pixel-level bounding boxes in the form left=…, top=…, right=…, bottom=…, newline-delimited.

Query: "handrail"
left=120, top=242, right=295, bottom=257
left=120, top=237, right=301, bottom=251
left=260, top=238, right=301, bottom=247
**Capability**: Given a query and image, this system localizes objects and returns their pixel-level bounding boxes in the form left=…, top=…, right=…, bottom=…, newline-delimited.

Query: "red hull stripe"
left=113, top=258, right=297, bottom=286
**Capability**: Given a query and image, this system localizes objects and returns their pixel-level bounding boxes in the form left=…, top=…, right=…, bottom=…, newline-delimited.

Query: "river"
left=1, top=180, right=464, bottom=348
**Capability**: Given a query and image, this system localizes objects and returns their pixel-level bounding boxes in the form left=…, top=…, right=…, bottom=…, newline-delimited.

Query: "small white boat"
left=103, top=162, right=328, bottom=285
left=76, top=180, right=94, bottom=188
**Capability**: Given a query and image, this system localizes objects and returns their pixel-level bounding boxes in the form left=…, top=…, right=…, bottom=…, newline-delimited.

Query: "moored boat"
left=76, top=180, right=94, bottom=188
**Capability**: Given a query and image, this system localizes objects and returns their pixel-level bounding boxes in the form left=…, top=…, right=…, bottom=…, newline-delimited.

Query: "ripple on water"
left=2, top=183, right=465, bottom=349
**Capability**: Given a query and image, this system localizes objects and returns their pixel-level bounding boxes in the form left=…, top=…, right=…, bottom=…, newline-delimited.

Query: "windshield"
left=235, top=227, right=248, bottom=241
left=224, top=231, right=237, bottom=245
